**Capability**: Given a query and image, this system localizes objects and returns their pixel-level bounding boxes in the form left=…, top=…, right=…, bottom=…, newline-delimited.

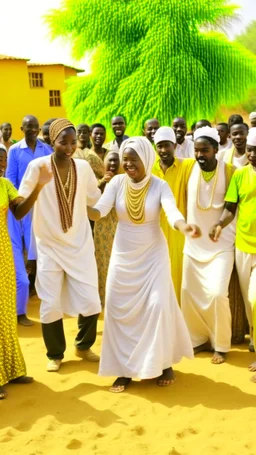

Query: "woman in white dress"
left=88, top=137, right=200, bottom=392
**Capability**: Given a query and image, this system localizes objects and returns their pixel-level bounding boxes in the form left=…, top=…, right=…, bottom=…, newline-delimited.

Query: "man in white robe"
left=181, top=127, right=235, bottom=364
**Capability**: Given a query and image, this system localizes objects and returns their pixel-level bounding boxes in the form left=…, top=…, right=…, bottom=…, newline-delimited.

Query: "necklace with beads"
left=125, top=177, right=151, bottom=224
left=196, top=163, right=219, bottom=211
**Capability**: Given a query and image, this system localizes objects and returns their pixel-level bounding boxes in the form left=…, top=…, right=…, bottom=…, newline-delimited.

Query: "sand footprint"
left=176, top=427, right=198, bottom=439
left=66, top=439, right=82, bottom=450
left=131, top=425, right=145, bottom=436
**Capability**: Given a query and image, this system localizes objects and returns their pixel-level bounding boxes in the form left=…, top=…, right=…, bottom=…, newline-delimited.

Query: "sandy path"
left=1, top=296, right=256, bottom=455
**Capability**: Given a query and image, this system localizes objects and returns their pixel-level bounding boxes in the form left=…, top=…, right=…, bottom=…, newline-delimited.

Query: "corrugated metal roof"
left=0, top=54, right=30, bottom=61
left=27, top=62, right=84, bottom=73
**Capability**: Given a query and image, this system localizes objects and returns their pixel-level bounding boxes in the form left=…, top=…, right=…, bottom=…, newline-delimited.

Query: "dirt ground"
left=1, top=296, right=256, bottom=455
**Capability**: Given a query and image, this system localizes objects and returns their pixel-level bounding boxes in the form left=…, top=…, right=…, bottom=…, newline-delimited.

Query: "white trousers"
left=235, top=248, right=256, bottom=331
left=181, top=252, right=234, bottom=352
left=36, top=253, right=101, bottom=324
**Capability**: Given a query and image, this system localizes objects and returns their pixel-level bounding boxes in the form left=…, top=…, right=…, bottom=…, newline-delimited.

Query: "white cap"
left=249, top=112, right=256, bottom=121
left=247, top=127, right=256, bottom=146
left=194, top=126, right=220, bottom=143
left=154, top=126, right=176, bottom=145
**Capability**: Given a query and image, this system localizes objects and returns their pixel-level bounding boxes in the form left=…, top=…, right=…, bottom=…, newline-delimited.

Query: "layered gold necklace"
left=125, top=178, right=151, bottom=224
left=196, top=163, right=219, bottom=211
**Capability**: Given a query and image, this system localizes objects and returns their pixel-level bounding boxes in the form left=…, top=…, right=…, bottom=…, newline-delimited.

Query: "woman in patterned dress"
left=0, top=145, right=51, bottom=399
left=94, top=151, right=120, bottom=307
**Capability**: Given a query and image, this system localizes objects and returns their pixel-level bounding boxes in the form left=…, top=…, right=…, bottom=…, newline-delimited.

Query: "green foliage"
left=46, top=0, right=256, bottom=132
left=236, top=20, right=256, bottom=55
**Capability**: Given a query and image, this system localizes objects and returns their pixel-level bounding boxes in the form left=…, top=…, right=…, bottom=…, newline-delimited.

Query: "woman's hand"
left=38, top=164, right=53, bottom=186
left=209, top=224, right=222, bottom=242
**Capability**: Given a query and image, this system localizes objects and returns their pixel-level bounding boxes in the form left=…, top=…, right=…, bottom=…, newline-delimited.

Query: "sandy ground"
left=1, top=296, right=256, bottom=455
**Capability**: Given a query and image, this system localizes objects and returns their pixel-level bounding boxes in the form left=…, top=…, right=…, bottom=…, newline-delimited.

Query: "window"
left=49, top=90, right=61, bottom=107
left=29, top=72, right=43, bottom=88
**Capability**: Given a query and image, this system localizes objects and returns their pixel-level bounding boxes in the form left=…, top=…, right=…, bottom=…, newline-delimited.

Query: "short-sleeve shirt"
left=225, top=165, right=256, bottom=253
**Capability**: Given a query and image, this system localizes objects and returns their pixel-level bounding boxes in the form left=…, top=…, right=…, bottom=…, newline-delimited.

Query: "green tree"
left=46, top=0, right=256, bottom=132
left=236, top=20, right=256, bottom=55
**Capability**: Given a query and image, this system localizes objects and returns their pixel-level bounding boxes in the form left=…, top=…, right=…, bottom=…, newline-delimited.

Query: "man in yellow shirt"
left=152, top=126, right=185, bottom=304
left=210, top=127, right=256, bottom=381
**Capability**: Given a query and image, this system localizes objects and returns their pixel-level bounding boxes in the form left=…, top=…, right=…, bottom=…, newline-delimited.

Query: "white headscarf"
left=119, top=136, right=155, bottom=189
left=247, top=127, right=256, bottom=146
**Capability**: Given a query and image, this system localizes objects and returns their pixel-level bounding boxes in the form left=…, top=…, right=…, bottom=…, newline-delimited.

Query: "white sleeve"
left=93, top=175, right=118, bottom=217
left=86, top=163, right=101, bottom=205
left=160, top=181, right=184, bottom=228
left=19, top=161, right=40, bottom=197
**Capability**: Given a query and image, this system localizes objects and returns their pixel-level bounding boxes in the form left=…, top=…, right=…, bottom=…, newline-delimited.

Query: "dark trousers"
left=41, top=313, right=99, bottom=360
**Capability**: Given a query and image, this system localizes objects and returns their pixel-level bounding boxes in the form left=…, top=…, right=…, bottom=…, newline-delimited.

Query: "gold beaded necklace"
left=125, top=177, right=151, bottom=224
left=196, top=163, right=219, bottom=211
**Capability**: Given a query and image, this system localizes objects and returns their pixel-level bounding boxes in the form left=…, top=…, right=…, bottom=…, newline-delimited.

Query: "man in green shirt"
left=209, top=127, right=256, bottom=382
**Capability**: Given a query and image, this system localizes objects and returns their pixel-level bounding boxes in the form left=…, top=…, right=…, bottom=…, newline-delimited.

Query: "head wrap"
left=194, top=126, right=220, bottom=144
left=49, top=118, right=75, bottom=144
left=247, top=127, right=256, bottom=146
left=119, top=136, right=155, bottom=189
left=249, top=112, right=256, bottom=121
left=0, top=143, right=7, bottom=152
left=154, top=126, right=176, bottom=145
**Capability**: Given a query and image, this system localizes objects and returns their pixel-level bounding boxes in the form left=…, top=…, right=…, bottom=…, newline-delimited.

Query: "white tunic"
left=181, top=161, right=235, bottom=352
left=184, top=160, right=235, bottom=262
left=95, top=174, right=194, bottom=379
left=218, top=148, right=248, bottom=168
left=175, top=138, right=194, bottom=159
left=19, top=156, right=102, bottom=323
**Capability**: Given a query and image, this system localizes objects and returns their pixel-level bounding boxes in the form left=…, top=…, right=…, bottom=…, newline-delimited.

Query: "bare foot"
left=0, top=386, right=7, bottom=399
left=248, top=361, right=256, bottom=372
left=194, top=342, right=213, bottom=355
left=110, top=377, right=131, bottom=393
left=157, top=367, right=175, bottom=387
left=211, top=351, right=226, bottom=364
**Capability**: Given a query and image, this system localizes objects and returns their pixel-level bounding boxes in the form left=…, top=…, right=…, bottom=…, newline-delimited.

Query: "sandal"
left=0, top=386, right=7, bottom=399
left=110, top=377, right=131, bottom=393
left=157, top=368, right=175, bottom=387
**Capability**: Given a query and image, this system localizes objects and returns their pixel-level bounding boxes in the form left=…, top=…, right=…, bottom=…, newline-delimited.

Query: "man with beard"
left=143, top=118, right=160, bottom=144
left=105, top=116, right=129, bottom=152
left=210, top=128, right=256, bottom=381
left=218, top=123, right=248, bottom=168
left=172, top=117, right=194, bottom=159
left=0, top=123, right=16, bottom=152
left=178, top=127, right=235, bottom=364
left=6, top=115, right=51, bottom=325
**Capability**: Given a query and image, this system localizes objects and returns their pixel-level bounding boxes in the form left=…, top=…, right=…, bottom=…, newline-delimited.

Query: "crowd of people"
left=1, top=110, right=256, bottom=400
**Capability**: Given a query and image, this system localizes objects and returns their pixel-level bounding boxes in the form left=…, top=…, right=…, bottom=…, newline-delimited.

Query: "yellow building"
left=0, top=55, right=84, bottom=140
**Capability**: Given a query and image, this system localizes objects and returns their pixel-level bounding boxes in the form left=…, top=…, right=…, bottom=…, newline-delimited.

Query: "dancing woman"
left=88, top=137, right=200, bottom=392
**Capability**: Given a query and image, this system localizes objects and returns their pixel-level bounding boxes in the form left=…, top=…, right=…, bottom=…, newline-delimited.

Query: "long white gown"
left=95, top=174, right=194, bottom=379
left=19, top=156, right=102, bottom=323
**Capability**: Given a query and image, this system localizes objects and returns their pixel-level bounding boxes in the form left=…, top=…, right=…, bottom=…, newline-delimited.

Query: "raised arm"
left=87, top=175, right=118, bottom=221
left=160, top=181, right=201, bottom=238
left=14, top=164, right=52, bottom=220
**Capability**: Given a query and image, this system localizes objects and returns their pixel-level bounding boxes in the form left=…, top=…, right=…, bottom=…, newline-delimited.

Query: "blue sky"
left=0, top=0, right=255, bottom=72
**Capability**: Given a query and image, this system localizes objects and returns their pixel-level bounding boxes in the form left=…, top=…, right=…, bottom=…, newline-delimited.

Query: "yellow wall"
left=0, top=61, right=79, bottom=140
